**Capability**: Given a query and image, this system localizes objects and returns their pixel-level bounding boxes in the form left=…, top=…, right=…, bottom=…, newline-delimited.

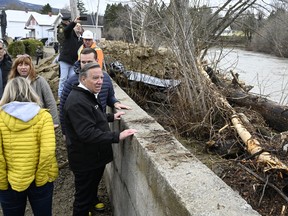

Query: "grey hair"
left=79, top=62, right=101, bottom=78
left=0, top=77, right=42, bottom=106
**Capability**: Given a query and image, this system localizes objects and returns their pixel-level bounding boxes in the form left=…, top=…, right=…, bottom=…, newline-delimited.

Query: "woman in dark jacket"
left=57, top=17, right=83, bottom=99
left=0, top=40, right=12, bottom=98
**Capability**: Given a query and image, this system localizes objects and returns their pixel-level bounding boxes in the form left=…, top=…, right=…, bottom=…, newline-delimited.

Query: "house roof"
left=26, top=13, right=58, bottom=26
left=6, top=10, right=40, bottom=22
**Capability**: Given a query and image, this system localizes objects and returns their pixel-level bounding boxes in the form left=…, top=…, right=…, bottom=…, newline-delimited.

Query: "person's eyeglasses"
left=81, top=60, right=93, bottom=64
left=16, top=54, right=31, bottom=59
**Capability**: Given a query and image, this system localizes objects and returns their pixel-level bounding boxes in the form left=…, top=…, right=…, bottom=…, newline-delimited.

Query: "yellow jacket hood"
left=0, top=101, right=41, bottom=132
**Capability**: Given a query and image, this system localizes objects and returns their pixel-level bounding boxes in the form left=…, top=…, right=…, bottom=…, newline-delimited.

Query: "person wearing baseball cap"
left=57, top=17, right=83, bottom=100
left=61, top=16, right=71, bottom=21
left=77, top=30, right=104, bottom=69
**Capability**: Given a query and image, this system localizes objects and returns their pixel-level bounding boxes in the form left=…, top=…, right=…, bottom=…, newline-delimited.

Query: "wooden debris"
left=200, top=65, right=288, bottom=173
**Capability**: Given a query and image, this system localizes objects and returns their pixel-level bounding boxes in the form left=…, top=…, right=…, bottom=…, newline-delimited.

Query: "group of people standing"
left=0, top=15, right=137, bottom=216
left=0, top=39, right=59, bottom=216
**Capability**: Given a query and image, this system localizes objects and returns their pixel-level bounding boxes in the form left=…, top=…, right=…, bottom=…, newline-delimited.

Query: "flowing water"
left=207, top=47, right=288, bottom=105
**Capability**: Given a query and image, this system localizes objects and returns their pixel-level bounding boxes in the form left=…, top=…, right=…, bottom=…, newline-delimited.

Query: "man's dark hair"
left=80, top=62, right=101, bottom=77
left=80, top=48, right=98, bottom=59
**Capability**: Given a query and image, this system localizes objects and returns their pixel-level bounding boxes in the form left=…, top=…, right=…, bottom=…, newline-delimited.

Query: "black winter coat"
left=0, top=53, right=12, bottom=93
left=58, top=21, right=82, bottom=65
left=64, top=86, right=120, bottom=172
left=59, top=61, right=119, bottom=135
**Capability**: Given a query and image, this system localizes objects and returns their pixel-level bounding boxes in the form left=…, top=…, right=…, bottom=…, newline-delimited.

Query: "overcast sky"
left=21, top=0, right=108, bottom=14
left=21, top=0, right=270, bottom=15
left=20, top=0, right=219, bottom=14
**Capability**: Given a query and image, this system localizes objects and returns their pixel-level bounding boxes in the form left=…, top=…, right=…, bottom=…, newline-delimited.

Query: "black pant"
left=36, top=55, right=43, bottom=65
left=72, top=166, right=105, bottom=216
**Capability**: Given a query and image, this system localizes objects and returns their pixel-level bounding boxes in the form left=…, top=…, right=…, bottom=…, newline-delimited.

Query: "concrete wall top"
left=106, top=83, right=260, bottom=216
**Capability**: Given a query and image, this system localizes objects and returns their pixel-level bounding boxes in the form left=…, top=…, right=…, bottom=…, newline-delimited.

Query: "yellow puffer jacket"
left=0, top=107, right=58, bottom=192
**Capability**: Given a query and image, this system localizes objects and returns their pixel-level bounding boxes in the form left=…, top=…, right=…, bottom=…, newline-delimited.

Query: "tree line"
left=8, top=0, right=287, bottom=59
left=102, top=1, right=288, bottom=58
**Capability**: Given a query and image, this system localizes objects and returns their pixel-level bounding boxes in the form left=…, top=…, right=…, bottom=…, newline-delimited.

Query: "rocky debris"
left=100, top=40, right=179, bottom=79
left=35, top=54, right=59, bottom=99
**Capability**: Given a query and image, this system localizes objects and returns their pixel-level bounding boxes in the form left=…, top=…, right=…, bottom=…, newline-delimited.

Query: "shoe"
left=94, top=202, right=105, bottom=212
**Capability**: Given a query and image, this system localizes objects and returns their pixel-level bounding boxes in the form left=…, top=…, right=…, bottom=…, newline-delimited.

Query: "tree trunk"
left=231, top=114, right=288, bottom=172
left=199, top=67, right=288, bottom=173
left=227, top=89, right=288, bottom=132
left=207, top=68, right=288, bottom=132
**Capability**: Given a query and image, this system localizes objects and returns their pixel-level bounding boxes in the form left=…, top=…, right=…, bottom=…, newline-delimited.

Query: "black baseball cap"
left=62, top=16, right=71, bottom=21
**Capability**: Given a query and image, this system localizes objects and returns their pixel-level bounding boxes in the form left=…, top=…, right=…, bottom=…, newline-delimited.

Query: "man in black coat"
left=63, top=63, right=137, bottom=216
left=0, top=40, right=12, bottom=98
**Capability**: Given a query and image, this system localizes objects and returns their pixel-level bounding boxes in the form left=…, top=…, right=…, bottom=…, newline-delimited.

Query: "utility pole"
left=95, top=0, right=100, bottom=40
left=70, top=0, right=79, bottom=19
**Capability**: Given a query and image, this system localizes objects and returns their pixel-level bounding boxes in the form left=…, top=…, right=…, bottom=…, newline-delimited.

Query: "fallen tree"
left=227, top=90, right=288, bottom=132
left=198, top=66, right=288, bottom=173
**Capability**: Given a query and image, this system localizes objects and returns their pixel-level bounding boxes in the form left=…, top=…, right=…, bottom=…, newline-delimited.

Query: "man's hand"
left=74, top=17, right=81, bottom=23
left=114, top=102, right=131, bottom=110
left=119, top=129, right=137, bottom=140
left=114, top=111, right=125, bottom=120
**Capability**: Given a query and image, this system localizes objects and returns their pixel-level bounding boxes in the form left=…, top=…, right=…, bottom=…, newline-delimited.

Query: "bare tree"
left=250, top=2, right=288, bottom=57
left=125, top=0, right=259, bottom=132
left=109, top=0, right=288, bottom=174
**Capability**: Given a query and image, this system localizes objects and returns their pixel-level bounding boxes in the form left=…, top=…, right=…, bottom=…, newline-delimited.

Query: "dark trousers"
left=72, top=166, right=105, bottom=216
left=36, top=55, right=43, bottom=65
left=0, top=182, right=54, bottom=216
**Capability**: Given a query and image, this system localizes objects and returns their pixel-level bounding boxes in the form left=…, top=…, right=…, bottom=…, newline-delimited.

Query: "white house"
left=25, top=12, right=59, bottom=44
left=220, top=25, right=244, bottom=37
left=2, top=10, right=102, bottom=45
left=5, top=10, right=41, bottom=39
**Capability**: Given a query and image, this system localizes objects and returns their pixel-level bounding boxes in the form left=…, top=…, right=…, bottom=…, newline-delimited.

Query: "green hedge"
left=7, top=39, right=43, bottom=58
left=7, top=41, right=25, bottom=58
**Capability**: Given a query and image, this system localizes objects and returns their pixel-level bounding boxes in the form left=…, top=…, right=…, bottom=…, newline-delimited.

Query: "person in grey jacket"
left=8, top=54, right=59, bottom=127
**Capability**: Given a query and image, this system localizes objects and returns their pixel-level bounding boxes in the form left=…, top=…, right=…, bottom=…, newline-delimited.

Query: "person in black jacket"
left=59, top=48, right=131, bottom=138
left=63, top=62, right=136, bottom=216
left=57, top=17, right=83, bottom=99
left=35, top=45, right=43, bottom=65
left=0, top=40, right=12, bottom=98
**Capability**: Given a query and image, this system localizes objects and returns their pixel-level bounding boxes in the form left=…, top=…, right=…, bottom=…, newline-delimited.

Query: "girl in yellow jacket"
left=0, top=77, right=58, bottom=216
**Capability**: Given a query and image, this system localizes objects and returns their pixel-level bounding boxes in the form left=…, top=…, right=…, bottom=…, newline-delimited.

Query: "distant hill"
left=0, top=0, right=69, bottom=13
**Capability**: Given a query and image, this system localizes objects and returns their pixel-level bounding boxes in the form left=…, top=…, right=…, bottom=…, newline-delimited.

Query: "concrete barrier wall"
left=104, top=83, right=260, bottom=216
